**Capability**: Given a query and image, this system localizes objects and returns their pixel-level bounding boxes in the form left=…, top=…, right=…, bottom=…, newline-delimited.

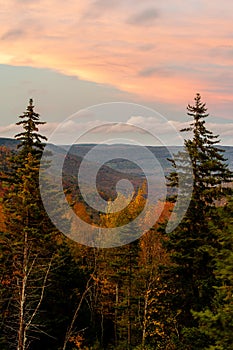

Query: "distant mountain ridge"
left=1, top=138, right=233, bottom=171
left=1, top=137, right=232, bottom=206
left=0, top=137, right=19, bottom=148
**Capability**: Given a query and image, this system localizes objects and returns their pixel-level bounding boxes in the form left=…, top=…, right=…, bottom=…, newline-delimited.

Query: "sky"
left=0, top=0, right=233, bottom=145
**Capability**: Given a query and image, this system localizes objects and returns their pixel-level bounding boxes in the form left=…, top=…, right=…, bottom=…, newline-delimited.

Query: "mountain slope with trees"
left=0, top=95, right=233, bottom=350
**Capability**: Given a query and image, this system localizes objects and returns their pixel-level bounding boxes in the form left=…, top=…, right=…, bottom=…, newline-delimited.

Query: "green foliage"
left=156, top=93, right=232, bottom=349
left=15, top=98, right=47, bottom=156
left=1, top=96, right=233, bottom=350
left=193, top=199, right=233, bottom=349
left=0, top=100, right=66, bottom=350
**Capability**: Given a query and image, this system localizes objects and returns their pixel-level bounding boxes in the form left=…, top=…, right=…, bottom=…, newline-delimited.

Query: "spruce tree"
left=157, top=93, right=232, bottom=349
left=193, top=199, right=233, bottom=349
left=15, top=98, right=47, bottom=156
left=0, top=99, right=92, bottom=350
left=0, top=99, right=56, bottom=349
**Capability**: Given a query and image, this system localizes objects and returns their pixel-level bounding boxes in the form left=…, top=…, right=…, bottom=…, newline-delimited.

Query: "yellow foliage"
left=69, top=333, right=84, bottom=349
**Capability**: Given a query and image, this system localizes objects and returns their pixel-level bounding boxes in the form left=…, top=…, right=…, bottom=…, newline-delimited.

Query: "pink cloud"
left=0, top=0, right=232, bottom=119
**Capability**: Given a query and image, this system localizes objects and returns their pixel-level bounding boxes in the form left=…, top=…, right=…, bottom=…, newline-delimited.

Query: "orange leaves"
left=1, top=277, right=11, bottom=286
left=72, top=202, right=92, bottom=224
left=69, top=334, right=85, bottom=349
left=0, top=203, right=6, bottom=232
left=157, top=201, right=174, bottom=225
left=66, top=192, right=93, bottom=224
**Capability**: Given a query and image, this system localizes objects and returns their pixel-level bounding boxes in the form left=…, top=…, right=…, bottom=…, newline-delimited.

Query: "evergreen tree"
left=193, top=198, right=233, bottom=350
left=156, top=93, right=232, bottom=349
left=15, top=98, right=47, bottom=156
left=0, top=100, right=56, bottom=350
left=0, top=99, right=97, bottom=350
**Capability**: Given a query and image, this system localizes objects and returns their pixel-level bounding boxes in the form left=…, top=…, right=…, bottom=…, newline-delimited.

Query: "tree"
left=0, top=99, right=56, bottom=350
left=156, top=93, right=232, bottom=349
left=138, top=202, right=173, bottom=349
left=193, top=198, right=233, bottom=349
left=15, top=98, right=47, bottom=157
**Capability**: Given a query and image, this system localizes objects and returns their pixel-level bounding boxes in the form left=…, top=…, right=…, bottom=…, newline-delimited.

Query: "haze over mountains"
left=1, top=137, right=233, bottom=171
left=1, top=136, right=232, bottom=203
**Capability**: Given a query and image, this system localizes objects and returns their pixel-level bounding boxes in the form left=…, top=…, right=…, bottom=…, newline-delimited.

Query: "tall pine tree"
left=0, top=99, right=97, bottom=350
left=15, top=98, right=47, bottom=156
left=156, top=93, right=232, bottom=349
left=0, top=99, right=56, bottom=350
left=193, top=198, right=233, bottom=350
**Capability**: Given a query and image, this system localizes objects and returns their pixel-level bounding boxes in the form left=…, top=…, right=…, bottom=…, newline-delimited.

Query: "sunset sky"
left=0, top=0, right=233, bottom=145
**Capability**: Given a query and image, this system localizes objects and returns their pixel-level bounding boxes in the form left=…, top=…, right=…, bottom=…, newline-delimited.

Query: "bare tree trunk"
left=141, top=289, right=150, bottom=349
left=114, top=283, right=119, bottom=347
left=100, top=307, right=104, bottom=346
left=16, top=230, right=53, bottom=350
left=17, top=231, right=28, bottom=350
left=127, top=251, right=132, bottom=350
left=62, top=257, right=97, bottom=350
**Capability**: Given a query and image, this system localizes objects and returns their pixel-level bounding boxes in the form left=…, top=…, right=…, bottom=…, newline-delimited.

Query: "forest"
left=1, top=93, right=233, bottom=350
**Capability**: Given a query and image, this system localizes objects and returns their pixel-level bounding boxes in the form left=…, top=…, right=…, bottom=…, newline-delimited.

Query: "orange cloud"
left=0, top=0, right=232, bottom=118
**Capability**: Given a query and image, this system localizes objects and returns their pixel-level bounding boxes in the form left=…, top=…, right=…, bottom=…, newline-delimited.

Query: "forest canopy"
left=0, top=94, right=233, bottom=350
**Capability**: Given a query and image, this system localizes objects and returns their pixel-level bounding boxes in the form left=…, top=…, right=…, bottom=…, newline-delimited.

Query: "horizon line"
left=1, top=136, right=233, bottom=148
